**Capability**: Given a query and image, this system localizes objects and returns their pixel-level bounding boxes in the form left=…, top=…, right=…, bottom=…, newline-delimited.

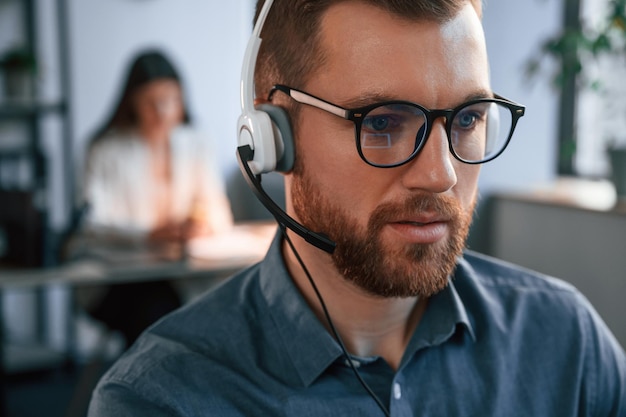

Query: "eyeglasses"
left=269, top=84, right=526, bottom=168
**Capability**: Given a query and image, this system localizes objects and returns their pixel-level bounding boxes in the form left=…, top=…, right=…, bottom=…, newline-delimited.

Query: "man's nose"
left=400, top=118, right=457, bottom=193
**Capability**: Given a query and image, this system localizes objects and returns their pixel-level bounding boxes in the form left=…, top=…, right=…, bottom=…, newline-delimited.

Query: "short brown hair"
left=253, top=0, right=482, bottom=101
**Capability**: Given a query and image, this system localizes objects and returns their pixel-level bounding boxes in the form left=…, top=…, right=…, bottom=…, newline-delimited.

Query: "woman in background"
left=84, top=49, right=232, bottom=242
left=81, top=49, right=233, bottom=346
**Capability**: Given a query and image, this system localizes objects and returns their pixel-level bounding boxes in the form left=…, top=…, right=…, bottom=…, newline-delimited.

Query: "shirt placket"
left=388, top=372, right=413, bottom=417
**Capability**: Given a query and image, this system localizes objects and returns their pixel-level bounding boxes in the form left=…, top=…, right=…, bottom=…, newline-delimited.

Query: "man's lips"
left=397, top=219, right=442, bottom=226
left=386, top=216, right=450, bottom=244
left=394, top=212, right=449, bottom=225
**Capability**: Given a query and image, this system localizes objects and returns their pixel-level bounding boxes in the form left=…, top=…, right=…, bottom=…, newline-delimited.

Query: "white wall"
left=68, top=0, right=254, bottom=186
left=479, top=0, right=562, bottom=195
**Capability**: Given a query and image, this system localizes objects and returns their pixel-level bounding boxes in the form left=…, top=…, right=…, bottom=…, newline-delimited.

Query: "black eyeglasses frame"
left=269, top=84, right=526, bottom=168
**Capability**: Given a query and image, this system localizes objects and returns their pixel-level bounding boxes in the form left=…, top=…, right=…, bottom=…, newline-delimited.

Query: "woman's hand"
left=148, top=218, right=214, bottom=243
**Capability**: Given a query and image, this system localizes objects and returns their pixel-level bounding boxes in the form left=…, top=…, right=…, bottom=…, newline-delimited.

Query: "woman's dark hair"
left=91, top=49, right=191, bottom=141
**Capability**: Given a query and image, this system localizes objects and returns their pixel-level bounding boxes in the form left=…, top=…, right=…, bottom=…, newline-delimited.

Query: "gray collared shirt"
left=88, top=233, right=626, bottom=416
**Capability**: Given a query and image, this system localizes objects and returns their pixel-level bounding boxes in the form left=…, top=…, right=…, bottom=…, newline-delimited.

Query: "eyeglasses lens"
left=359, top=101, right=513, bottom=166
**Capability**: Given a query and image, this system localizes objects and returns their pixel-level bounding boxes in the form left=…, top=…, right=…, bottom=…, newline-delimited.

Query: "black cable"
left=280, top=224, right=391, bottom=417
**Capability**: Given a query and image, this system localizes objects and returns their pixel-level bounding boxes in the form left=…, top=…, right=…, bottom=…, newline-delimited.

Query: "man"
left=88, top=0, right=626, bottom=416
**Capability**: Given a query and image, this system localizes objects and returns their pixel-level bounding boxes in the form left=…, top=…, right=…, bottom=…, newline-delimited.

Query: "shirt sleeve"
left=579, top=292, right=626, bottom=416
left=88, top=380, right=176, bottom=417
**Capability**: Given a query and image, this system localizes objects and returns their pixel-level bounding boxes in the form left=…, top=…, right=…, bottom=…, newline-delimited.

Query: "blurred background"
left=0, top=0, right=624, bottom=416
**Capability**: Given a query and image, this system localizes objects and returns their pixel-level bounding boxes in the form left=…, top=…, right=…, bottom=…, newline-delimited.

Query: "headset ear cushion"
left=257, top=104, right=295, bottom=173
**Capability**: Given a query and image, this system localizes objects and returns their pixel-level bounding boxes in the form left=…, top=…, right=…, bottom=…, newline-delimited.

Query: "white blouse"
left=83, top=126, right=233, bottom=236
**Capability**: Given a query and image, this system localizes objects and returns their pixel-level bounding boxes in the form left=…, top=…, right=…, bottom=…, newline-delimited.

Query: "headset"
left=236, top=0, right=336, bottom=254
left=236, top=3, right=392, bottom=415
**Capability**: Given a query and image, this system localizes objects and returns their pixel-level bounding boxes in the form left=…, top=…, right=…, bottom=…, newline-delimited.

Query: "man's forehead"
left=311, top=2, right=489, bottom=107
left=317, top=0, right=483, bottom=40
left=323, top=0, right=483, bottom=21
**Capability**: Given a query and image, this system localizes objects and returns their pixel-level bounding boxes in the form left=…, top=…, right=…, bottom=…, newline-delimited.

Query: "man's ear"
left=255, top=103, right=295, bottom=173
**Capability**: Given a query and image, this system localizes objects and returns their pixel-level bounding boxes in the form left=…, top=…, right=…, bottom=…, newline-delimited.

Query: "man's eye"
left=364, top=115, right=391, bottom=131
left=455, top=112, right=479, bottom=129
left=363, top=114, right=406, bottom=133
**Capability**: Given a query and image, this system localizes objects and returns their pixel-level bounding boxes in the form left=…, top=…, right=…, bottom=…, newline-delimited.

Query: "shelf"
left=0, top=100, right=67, bottom=120
left=3, top=343, right=66, bottom=375
left=0, top=147, right=32, bottom=157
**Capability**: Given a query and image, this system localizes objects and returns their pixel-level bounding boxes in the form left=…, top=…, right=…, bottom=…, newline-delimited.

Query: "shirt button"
left=393, top=383, right=402, bottom=400
left=344, top=358, right=361, bottom=368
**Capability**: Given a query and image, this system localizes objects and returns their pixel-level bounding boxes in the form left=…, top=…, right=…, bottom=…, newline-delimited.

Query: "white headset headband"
left=240, top=0, right=275, bottom=114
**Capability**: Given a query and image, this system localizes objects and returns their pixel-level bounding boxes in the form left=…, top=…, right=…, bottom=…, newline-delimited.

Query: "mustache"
left=369, top=193, right=463, bottom=227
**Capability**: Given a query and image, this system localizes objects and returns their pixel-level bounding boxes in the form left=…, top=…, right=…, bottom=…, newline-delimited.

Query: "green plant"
left=526, top=0, right=626, bottom=90
left=0, top=46, right=37, bottom=74
left=526, top=0, right=626, bottom=176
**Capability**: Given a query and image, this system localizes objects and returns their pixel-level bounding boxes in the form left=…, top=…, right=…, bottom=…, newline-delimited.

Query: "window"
left=576, top=0, right=626, bottom=178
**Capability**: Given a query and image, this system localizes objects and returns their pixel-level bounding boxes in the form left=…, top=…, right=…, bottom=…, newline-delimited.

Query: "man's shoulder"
left=460, top=250, right=579, bottom=296
left=456, top=250, right=626, bottom=414
left=456, top=250, right=591, bottom=325
left=123, top=264, right=262, bottom=360
left=153, top=262, right=264, bottom=347
left=92, top=264, right=266, bottom=406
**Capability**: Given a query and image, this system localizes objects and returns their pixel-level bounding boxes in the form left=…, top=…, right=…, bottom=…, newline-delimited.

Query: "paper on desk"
left=186, top=224, right=276, bottom=261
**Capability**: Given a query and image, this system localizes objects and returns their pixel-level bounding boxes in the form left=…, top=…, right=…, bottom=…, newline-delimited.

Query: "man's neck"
left=282, top=235, right=428, bottom=371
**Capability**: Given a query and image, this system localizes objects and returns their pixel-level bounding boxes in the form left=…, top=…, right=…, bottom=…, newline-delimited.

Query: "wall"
left=480, top=0, right=561, bottom=192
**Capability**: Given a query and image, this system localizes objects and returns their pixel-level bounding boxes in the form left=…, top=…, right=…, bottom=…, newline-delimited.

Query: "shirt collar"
left=259, top=232, right=344, bottom=388
left=259, top=233, right=476, bottom=384
left=403, top=256, right=477, bottom=365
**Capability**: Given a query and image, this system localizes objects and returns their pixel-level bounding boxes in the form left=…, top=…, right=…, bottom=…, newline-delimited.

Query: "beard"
left=291, top=162, right=474, bottom=299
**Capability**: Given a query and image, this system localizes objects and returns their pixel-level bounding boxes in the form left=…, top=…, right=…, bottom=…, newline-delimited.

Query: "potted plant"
left=0, top=46, right=37, bottom=100
left=526, top=0, right=626, bottom=199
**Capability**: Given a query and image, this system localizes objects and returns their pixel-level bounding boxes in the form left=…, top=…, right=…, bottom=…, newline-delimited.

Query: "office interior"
left=0, top=0, right=624, bottom=416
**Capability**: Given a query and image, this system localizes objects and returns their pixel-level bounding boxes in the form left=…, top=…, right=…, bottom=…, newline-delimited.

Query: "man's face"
left=287, top=3, right=489, bottom=298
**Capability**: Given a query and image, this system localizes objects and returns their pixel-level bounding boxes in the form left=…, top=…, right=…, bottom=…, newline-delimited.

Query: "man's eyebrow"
left=340, top=88, right=496, bottom=109
left=462, top=89, right=495, bottom=102
left=339, top=92, right=395, bottom=109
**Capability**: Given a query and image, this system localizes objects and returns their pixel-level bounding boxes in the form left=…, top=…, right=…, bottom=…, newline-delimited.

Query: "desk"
left=0, top=222, right=277, bottom=416
left=0, top=221, right=277, bottom=368
left=0, top=221, right=277, bottom=289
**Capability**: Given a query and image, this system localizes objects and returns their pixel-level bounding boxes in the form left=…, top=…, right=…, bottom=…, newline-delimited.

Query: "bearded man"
left=88, top=0, right=626, bottom=416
